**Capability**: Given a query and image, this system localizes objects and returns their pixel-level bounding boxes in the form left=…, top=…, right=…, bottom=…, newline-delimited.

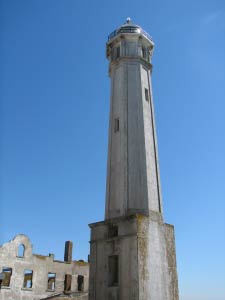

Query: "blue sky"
left=0, top=0, right=225, bottom=299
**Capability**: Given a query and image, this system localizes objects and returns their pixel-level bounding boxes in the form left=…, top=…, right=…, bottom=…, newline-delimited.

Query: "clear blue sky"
left=0, top=1, right=225, bottom=299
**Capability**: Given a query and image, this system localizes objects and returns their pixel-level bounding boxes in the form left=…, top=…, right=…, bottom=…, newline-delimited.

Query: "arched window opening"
left=18, top=244, right=25, bottom=257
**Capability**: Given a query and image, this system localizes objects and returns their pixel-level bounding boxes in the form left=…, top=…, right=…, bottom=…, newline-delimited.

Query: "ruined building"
left=0, top=234, right=89, bottom=300
left=88, top=19, right=179, bottom=300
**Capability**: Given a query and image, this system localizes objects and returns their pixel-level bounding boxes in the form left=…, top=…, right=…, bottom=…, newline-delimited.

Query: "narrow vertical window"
left=23, top=269, right=33, bottom=289
left=146, top=48, right=150, bottom=62
left=2, top=267, right=12, bottom=287
left=145, top=88, right=149, bottom=102
left=142, top=47, right=146, bottom=59
left=47, top=273, right=56, bottom=291
left=108, top=255, right=119, bottom=286
left=108, top=224, right=118, bottom=238
left=116, top=46, right=120, bottom=59
left=18, top=244, right=25, bottom=257
left=77, top=275, right=84, bottom=292
left=114, top=118, right=119, bottom=132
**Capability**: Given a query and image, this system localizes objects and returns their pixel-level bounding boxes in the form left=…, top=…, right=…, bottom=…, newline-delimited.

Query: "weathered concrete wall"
left=164, top=224, right=179, bottom=300
left=137, top=212, right=178, bottom=300
left=0, top=235, right=89, bottom=300
left=89, top=213, right=179, bottom=300
left=89, top=216, right=139, bottom=300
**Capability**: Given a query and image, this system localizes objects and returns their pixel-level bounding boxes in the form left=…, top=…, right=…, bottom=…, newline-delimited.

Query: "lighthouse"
left=89, top=19, right=179, bottom=300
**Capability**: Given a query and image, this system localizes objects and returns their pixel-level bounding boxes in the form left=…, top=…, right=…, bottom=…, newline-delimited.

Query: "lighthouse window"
left=115, top=46, right=120, bottom=59
left=114, top=118, right=119, bottom=132
left=145, top=88, right=149, bottom=102
left=142, top=47, right=146, bottom=59
left=108, top=255, right=119, bottom=286
left=108, top=224, right=118, bottom=238
left=147, top=50, right=150, bottom=62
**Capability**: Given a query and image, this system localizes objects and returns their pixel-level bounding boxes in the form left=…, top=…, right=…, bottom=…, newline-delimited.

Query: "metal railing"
left=108, top=26, right=153, bottom=42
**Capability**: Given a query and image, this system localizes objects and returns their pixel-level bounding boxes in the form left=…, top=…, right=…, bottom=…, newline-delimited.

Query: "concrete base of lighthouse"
left=88, top=211, right=179, bottom=300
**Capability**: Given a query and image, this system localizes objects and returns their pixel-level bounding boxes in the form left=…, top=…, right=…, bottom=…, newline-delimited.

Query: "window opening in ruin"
left=47, top=273, right=56, bottom=291
left=108, top=224, right=118, bottom=238
left=77, top=275, right=84, bottom=292
left=2, top=267, right=12, bottom=287
left=23, top=269, right=33, bottom=289
left=145, top=88, right=149, bottom=102
left=18, top=244, right=25, bottom=257
left=108, top=255, right=119, bottom=287
left=114, top=118, right=119, bottom=132
left=64, top=274, right=72, bottom=292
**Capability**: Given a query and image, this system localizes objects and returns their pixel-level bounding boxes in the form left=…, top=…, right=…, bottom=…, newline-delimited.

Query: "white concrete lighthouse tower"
left=89, top=19, right=179, bottom=300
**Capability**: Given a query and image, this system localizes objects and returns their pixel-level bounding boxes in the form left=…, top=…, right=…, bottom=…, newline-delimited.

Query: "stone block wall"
left=0, top=234, right=89, bottom=300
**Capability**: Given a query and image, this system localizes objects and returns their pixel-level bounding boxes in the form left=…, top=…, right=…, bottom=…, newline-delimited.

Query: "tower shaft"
left=105, top=54, right=162, bottom=219
left=88, top=19, right=179, bottom=300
